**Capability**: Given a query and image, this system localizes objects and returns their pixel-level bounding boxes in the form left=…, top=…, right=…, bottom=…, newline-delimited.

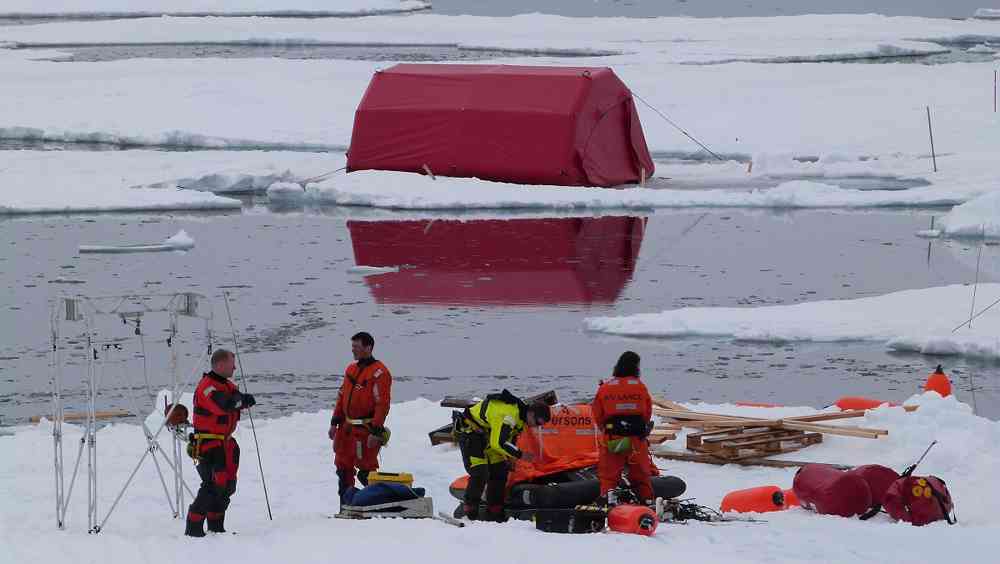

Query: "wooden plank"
left=30, top=410, right=131, bottom=423
left=653, top=449, right=852, bottom=470
left=779, top=420, right=884, bottom=439
left=652, top=398, right=690, bottom=411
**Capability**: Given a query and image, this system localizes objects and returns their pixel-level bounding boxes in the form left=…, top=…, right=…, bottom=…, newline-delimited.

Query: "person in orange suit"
left=592, top=351, right=654, bottom=505
left=329, top=332, right=392, bottom=500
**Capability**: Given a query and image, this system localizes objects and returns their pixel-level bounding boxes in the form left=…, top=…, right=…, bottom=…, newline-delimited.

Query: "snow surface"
left=0, top=150, right=340, bottom=215
left=4, top=394, right=999, bottom=563
left=0, top=1, right=430, bottom=17
left=586, top=283, right=1000, bottom=360
left=938, top=191, right=1000, bottom=238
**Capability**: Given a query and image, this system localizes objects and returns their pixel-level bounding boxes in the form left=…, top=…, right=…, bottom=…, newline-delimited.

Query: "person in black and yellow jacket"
left=453, top=389, right=551, bottom=522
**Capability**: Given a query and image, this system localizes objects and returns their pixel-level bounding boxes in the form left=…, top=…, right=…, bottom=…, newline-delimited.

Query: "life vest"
left=460, top=390, right=526, bottom=460
left=592, top=376, right=652, bottom=437
left=192, top=372, right=240, bottom=436
left=334, top=358, right=392, bottom=427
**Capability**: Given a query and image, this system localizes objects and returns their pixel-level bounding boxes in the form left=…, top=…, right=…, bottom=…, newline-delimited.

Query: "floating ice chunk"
left=937, top=191, right=1000, bottom=238
left=974, top=8, right=1000, bottom=19
left=79, top=230, right=195, bottom=254
left=967, top=43, right=998, bottom=54
left=347, top=265, right=399, bottom=276
left=164, top=230, right=195, bottom=250
left=585, top=283, right=1000, bottom=360
left=266, top=181, right=307, bottom=202
left=915, top=229, right=942, bottom=238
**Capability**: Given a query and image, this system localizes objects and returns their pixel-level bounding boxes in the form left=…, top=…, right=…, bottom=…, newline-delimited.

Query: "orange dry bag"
left=607, top=504, right=657, bottom=536
left=834, top=396, right=897, bottom=411
left=720, top=485, right=787, bottom=513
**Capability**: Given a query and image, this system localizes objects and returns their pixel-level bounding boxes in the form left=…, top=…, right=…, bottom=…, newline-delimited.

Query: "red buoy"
left=924, top=365, right=952, bottom=397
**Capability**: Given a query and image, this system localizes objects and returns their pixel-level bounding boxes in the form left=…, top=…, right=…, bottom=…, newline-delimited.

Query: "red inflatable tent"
left=346, top=64, right=655, bottom=187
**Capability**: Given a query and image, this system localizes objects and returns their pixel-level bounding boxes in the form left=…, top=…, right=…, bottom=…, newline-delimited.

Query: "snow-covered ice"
left=586, top=283, right=1000, bottom=360
left=4, top=394, right=999, bottom=563
left=0, top=150, right=341, bottom=215
left=1, top=14, right=993, bottom=63
left=297, top=168, right=978, bottom=210
left=0, top=0, right=430, bottom=17
left=937, top=191, right=1000, bottom=238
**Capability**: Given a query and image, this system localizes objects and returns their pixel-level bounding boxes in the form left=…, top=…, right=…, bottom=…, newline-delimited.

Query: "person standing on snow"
left=185, top=349, right=257, bottom=537
left=329, top=332, right=392, bottom=500
left=453, top=390, right=551, bottom=522
left=592, top=351, right=655, bottom=506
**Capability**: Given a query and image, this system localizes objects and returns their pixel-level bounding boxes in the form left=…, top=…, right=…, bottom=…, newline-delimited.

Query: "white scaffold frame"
left=50, top=292, right=214, bottom=533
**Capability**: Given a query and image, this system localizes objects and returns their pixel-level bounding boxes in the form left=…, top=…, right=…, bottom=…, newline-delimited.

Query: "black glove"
left=241, top=393, right=257, bottom=408
left=331, top=415, right=345, bottom=427
left=644, top=420, right=654, bottom=437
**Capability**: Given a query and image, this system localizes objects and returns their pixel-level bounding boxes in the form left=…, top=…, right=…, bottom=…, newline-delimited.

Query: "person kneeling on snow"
left=593, top=351, right=655, bottom=506
left=185, top=349, right=257, bottom=537
left=454, top=390, right=551, bottom=522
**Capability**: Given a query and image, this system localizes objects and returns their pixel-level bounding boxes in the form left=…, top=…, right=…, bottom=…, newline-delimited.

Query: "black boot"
left=462, top=503, right=480, bottom=521
left=485, top=505, right=508, bottom=523
left=207, top=513, right=225, bottom=533
left=185, top=516, right=206, bottom=538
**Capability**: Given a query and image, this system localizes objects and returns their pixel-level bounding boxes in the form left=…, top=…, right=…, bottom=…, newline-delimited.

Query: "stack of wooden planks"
left=650, top=398, right=910, bottom=467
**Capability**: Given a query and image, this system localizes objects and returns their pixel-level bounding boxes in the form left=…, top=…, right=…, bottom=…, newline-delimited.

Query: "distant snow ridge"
left=0, top=1, right=431, bottom=17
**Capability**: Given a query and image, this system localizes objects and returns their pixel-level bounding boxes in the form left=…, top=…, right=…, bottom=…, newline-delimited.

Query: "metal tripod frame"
left=50, top=292, right=214, bottom=533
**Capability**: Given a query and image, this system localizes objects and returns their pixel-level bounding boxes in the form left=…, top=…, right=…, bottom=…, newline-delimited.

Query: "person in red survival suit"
left=592, top=351, right=654, bottom=505
left=185, top=349, right=257, bottom=537
left=329, top=332, right=392, bottom=500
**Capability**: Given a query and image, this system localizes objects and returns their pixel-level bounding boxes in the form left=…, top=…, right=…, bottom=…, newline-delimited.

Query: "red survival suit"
left=592, top=375, right=655, bottom=502
left=187, top=371, right=251, bottom=534
left=332, top=357, right=392, bottom=496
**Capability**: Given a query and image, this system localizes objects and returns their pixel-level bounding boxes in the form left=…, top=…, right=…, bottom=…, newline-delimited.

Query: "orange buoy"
left=720, top=485, right=787, bottom=513
left=924, top=365, right=952, bottom=397
left=607, top=504, right=657, bottom=536
left=834, top=396, right=898, bottom=411
left=782, top=488, right=799, bottom=508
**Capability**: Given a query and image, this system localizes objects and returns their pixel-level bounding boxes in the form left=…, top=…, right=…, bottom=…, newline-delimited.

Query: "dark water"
left=2, top=206, right=998, bottom=427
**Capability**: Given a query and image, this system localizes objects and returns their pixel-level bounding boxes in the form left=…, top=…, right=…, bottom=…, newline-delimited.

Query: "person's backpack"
left=883, top=475, right=956, bottom=526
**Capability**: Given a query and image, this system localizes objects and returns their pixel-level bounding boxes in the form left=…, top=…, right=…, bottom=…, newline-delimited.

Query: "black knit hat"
left=613, top=351, right=641, bottom=378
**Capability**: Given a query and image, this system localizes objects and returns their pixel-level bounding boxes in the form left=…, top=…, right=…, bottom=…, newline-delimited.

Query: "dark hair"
left=527, top=402, right=551, bottom=424
left=351, top=332, right=375, bottom=349
left=211, top=349, right=233, bottom=367
left=613, top=351, right=641, bottom=378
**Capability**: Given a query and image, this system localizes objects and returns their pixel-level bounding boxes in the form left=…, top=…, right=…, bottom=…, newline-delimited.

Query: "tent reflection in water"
left=347, top=216, right=646, bottom=306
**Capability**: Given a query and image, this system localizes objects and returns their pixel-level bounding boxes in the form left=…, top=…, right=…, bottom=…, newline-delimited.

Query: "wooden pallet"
left=688, top=427, right=823, bottom=460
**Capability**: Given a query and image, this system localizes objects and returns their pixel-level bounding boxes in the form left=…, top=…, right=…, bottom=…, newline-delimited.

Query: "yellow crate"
left=367, top=472, right=414, bottom=487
